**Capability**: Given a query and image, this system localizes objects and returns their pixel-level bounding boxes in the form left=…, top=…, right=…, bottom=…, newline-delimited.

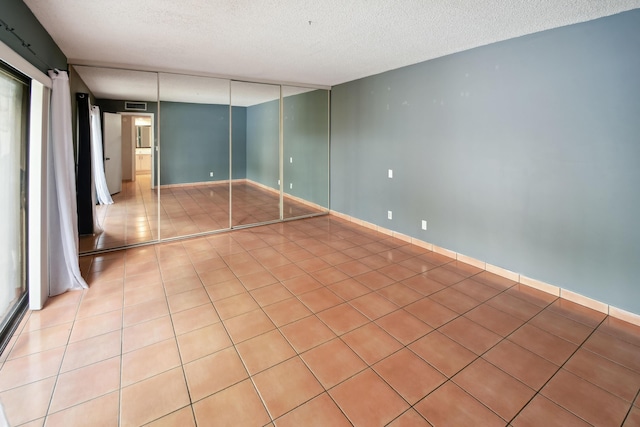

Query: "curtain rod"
left=0, top=18, right=66, bottom=74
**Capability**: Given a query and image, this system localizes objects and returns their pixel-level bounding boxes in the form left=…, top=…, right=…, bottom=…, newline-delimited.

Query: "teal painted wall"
left=232, top=107, right=247, bottom=180
left=331, top=10, right=640, bottom=314
left=159, top=101, right=246, bottom=185
left=246, top=100, right=279, bottom=190
left=284, top=90, right=329, bottom=208
left=0, top=0, right=66, bottom=72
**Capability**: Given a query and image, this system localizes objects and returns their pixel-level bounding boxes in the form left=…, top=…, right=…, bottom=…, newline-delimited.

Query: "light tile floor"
left=3, top=216, right=640, bottom=426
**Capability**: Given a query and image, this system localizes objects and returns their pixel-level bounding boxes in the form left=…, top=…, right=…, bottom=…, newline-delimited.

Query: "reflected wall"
left=283, top=87, right=330, bottom=218
left=233, top=81, right=281, bottom=226
left=158, top=74, right=232, bottom=237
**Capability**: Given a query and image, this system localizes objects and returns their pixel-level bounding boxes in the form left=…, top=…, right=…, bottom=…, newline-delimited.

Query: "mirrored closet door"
left=282, top=86, right=330, bottom=219
left=230, top=81, right=282, bottom=227
left=158, top=73, right=231, bottom=238
left=72, top=66, right=330, bottom=255
left=73, top=66, right=159, bottom=253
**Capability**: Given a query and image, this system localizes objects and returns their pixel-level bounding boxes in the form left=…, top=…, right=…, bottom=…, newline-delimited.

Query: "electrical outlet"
left=388, top=169, right=393, bottom=178
left=388, top=210, right=393, bottom=220
left=421, top=220, right=427, bottom=230
left=278, top=180, right=280, bottom=185
left=209, top=171, right=213, bottom=177
left=290, top=183, right=293, bottom=189
left=290, top=157, right=293, bottom=163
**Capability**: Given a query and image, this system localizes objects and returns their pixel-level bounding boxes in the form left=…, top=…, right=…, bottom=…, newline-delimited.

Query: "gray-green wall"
left=331, top=10, right=640, bottom=314
left=284, top=90, right=329, bottom=208
left=159, top=102, right=246, bottom=185
left=232, top=107, right=247, bottom=180
left=246, top=100, right=279, bottom=189
left=246, top=91, right=330, bottom=207
left=0, top=0, right=66, bottom=72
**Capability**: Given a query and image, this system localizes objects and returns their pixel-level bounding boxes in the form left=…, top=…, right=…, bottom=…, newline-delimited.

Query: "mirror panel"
left=282, top=86, right=330, bottom=219
left=158, top=73, right=232, bottom=238
left=73, top=66, right=159, bottom=253
left=231, top=81, right=281, bottom=227
left=72, top=65, right=330, bottom=255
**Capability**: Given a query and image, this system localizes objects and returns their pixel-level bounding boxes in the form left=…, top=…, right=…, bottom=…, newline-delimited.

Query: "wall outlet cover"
left=388, top=210, right=393, bottom=220
left=388, top=169, right=393, bottom=178
left=422, top=220, right=427, bottom=230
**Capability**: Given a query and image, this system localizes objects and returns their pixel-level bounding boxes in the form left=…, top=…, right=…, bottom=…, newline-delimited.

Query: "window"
left=0, top=60, right=30, bottom=351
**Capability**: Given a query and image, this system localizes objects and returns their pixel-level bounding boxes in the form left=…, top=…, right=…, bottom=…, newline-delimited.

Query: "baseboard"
left=241, top=180, right=329, bottom=212
left=329, top=210, right=640, bottom=327
left=160, top=178, right=328, bottom=212
left=159, top=179, right=241, bottom=189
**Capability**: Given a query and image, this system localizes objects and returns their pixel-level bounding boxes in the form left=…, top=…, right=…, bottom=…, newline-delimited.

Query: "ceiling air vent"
left=124, top=101, right=147, bottom=111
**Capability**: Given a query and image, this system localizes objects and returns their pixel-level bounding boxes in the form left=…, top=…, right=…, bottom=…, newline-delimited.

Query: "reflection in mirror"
left=231, top=81, right=282, bottom=227
left=72, top=66, right=159, bottom=253
left=71, top=65, right=331, bottom=253
left=282, top=87, right=330, bottom=219
left=158, top=73, right=231, bottom=238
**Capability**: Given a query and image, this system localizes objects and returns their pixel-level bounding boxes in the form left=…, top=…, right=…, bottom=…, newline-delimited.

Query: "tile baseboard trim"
left=160, top=178, right=240, bottom=189
left=485, top=263, right=520, bottom=282
left=560, top=289, right=608, bottom=314
left=329, top=210, right=640, bottom=327
left=246, top=180, right=329, bottom=213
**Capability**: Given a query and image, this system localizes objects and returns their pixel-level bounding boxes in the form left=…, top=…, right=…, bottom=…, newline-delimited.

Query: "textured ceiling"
left=25, top=0, right=640, bottom=87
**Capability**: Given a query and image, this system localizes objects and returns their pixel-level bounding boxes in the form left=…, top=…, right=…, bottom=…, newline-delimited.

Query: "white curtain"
left=90, top=106, right=112, bottom=205
left=47, top=70, right=87, bottom=295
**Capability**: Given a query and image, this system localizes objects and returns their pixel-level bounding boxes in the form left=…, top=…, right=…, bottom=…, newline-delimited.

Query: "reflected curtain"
left=47, top=70, right=87, bottom=295
left=90, top=106, right=112, bottom=205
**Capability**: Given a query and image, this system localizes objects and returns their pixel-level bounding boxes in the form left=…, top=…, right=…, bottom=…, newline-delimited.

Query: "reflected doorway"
left=80, top=111, right=158, bottom=252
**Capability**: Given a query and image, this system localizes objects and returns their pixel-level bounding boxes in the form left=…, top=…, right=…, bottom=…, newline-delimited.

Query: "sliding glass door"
left=0, top=61, right=29, bottom=346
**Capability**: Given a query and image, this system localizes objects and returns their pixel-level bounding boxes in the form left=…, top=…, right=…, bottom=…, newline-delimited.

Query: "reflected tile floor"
left=4, top=216, right=640, bottom=426
left=80, top=175, right=324, bottom=252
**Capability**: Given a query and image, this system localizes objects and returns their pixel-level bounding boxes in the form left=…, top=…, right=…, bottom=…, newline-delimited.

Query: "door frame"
left=102, top=112, right=123, bottom=195
left=120, top=112, right=155, bottom=188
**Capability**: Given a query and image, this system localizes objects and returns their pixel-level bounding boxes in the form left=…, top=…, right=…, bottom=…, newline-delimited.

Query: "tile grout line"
left=504, top=314, right=610, bottom=426
left=14, top=216, right=640, bottom=426
left=197, top=234, right=277, bottom=425
left=155, top=242, right=200, bottom=426
left=40, top=281, right=89, bottom=425
left=620, top=387, right=640, bottom=426
left=385, top=270, right=556, bottom=424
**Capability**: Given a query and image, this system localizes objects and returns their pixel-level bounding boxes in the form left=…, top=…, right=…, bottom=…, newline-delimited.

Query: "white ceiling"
left=25, top=0, right=640, bottom=88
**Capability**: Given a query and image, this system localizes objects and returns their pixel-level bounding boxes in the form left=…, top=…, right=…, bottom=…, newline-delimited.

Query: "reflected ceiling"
left=74, top=65, right=316, bottom=106
left=73, top=66, right=157, bottom=101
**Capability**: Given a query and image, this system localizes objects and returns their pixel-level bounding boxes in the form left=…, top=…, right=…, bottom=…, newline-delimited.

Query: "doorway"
left=121, top=113, right=155, bottom=186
